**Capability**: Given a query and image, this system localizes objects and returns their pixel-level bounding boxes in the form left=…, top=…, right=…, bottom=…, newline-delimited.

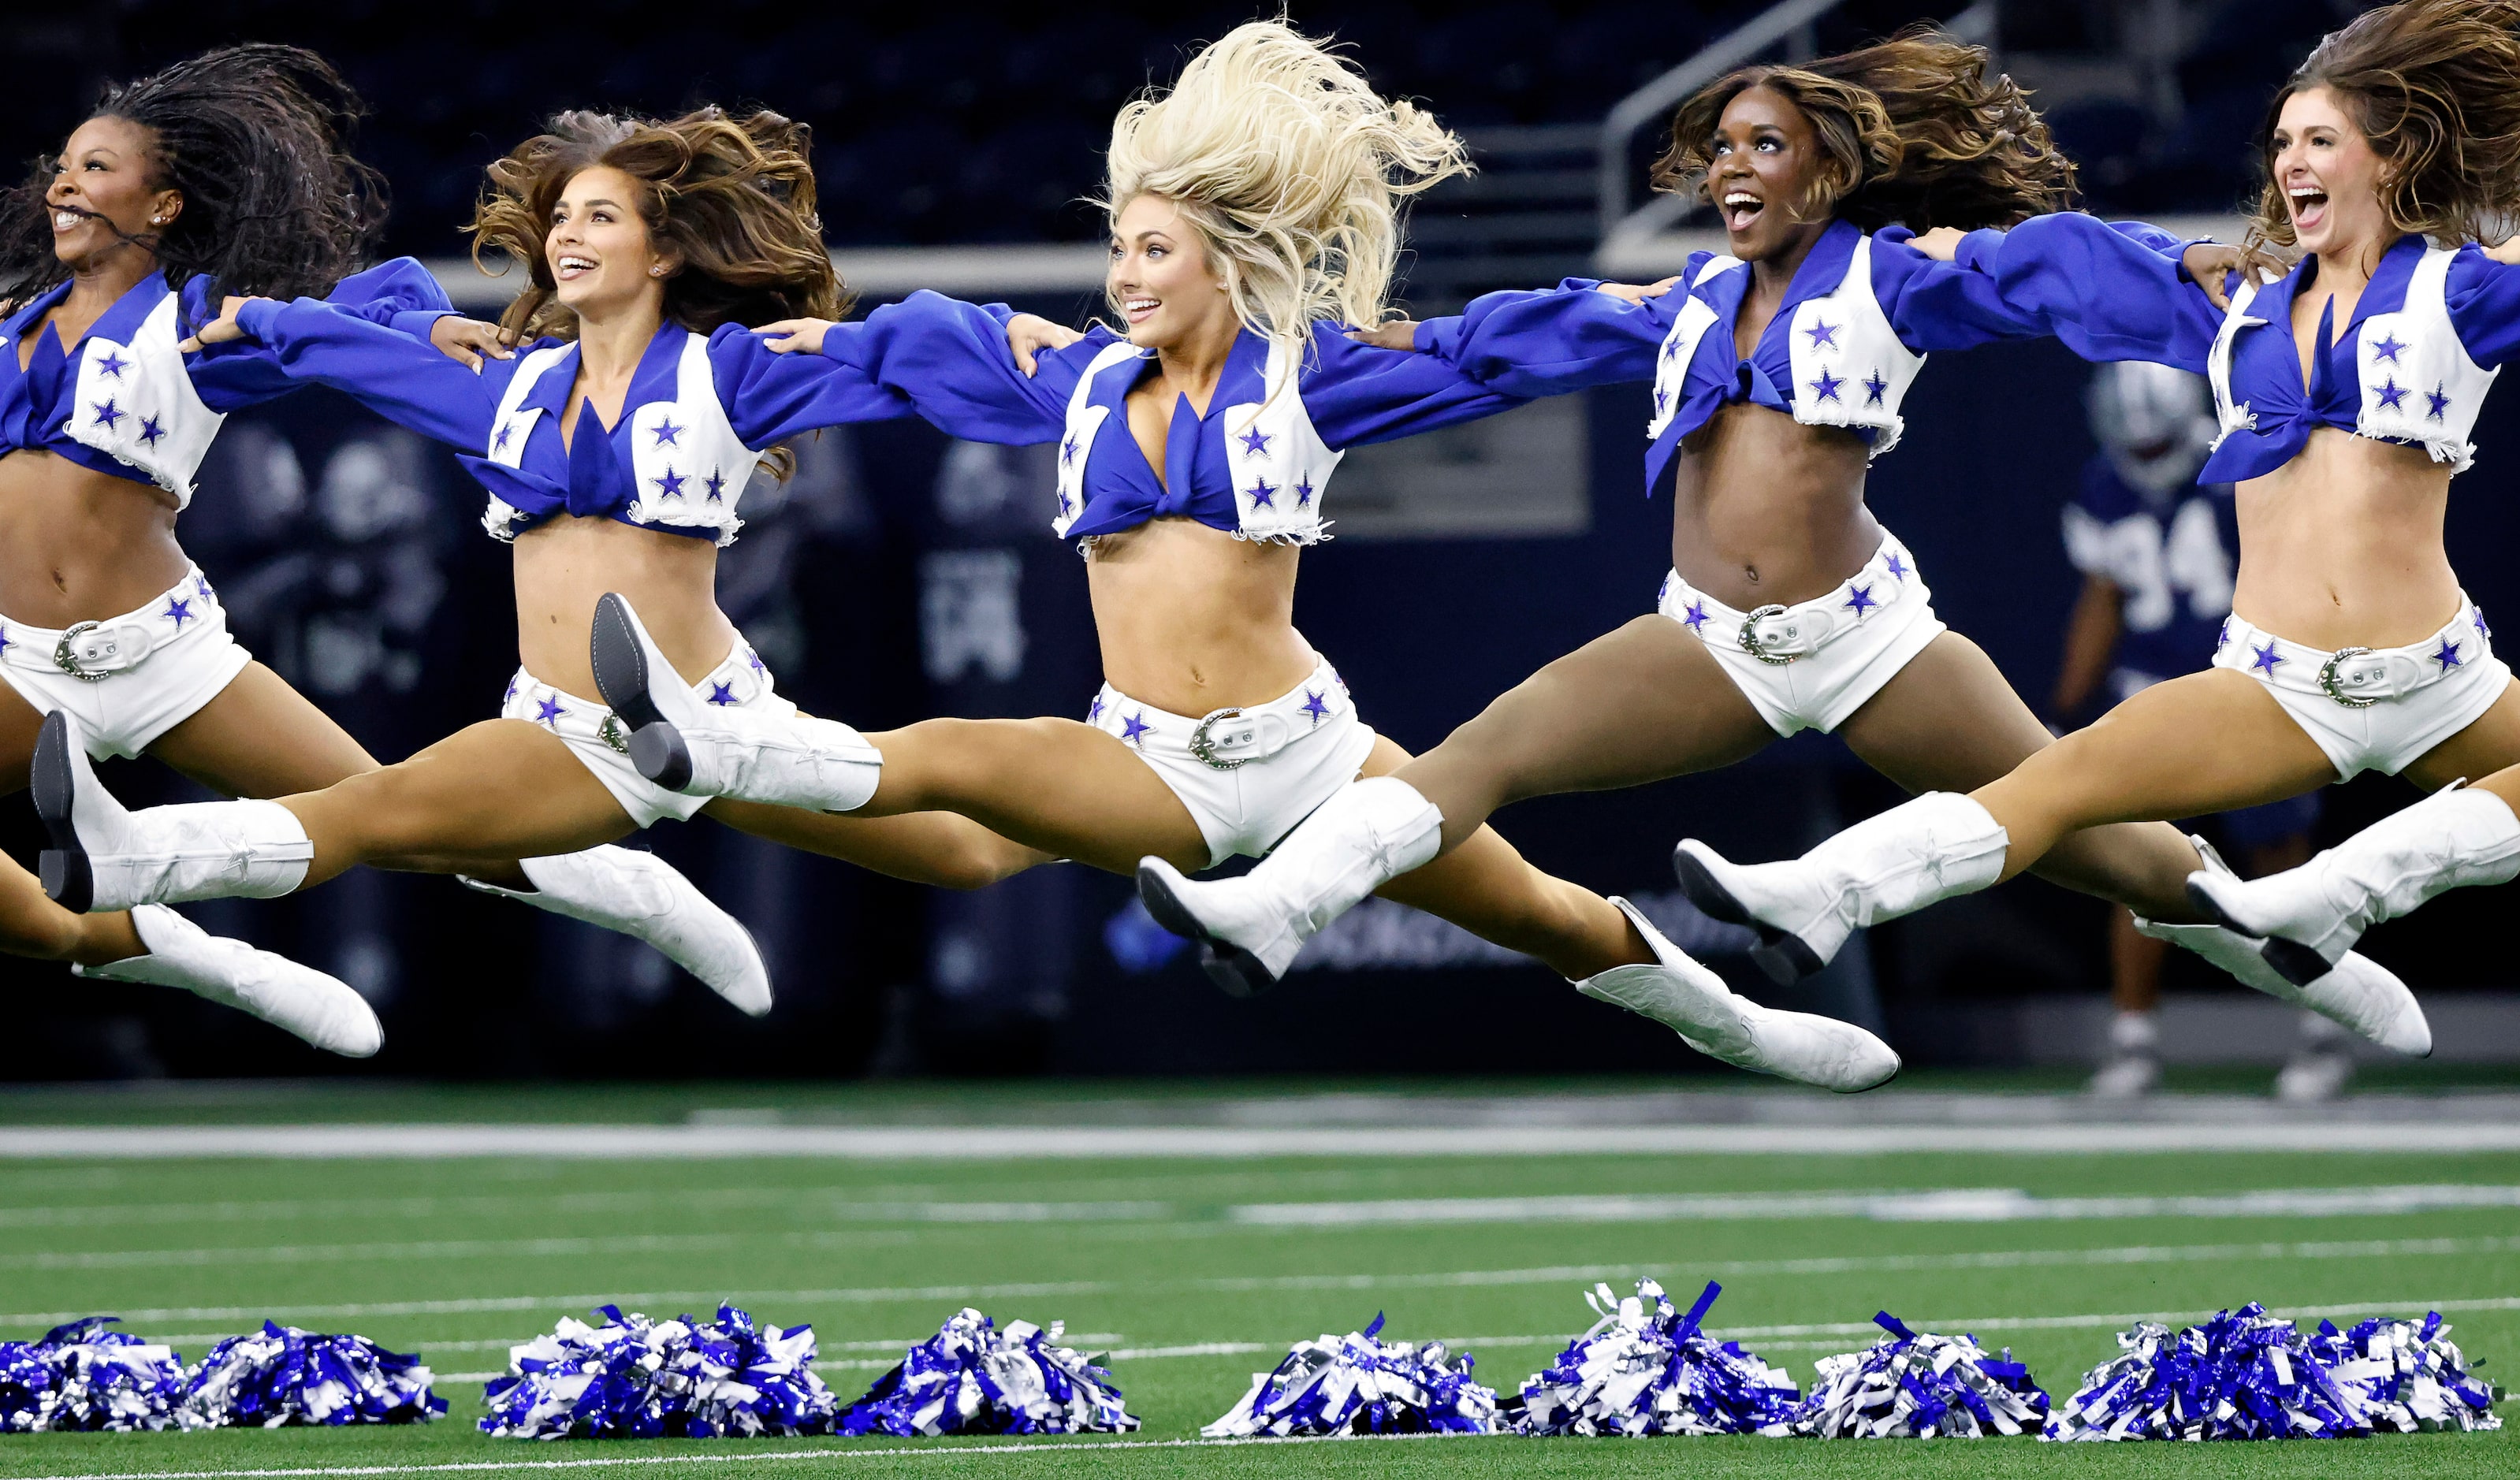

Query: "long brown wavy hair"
left=1654, top=27, right=2075, bottom=232
left=471, top=106, right=846, bottom=343
left=2244, top=0, right=2520, bottom=253
left=470, top=106, right=844, bottom=480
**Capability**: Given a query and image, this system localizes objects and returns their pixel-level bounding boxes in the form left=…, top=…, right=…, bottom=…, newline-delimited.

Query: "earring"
left=650, top=266, right=665, bottom=277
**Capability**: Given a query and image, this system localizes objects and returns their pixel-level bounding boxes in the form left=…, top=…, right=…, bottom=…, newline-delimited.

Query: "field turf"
left=0, top=1080, right=2513, bottom=1478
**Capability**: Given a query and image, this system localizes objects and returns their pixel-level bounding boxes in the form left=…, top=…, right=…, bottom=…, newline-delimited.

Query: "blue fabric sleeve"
left=1951, top=212, right=2221, bottom=370
left=709, top=324, right=918, bottom=448
left=1409, top=269, right=1695, bottom=396
left=817, top=291, right=1089, bottom=445
left=2446, top=245, right=2520, bottom=369
left=1301, top=323, right=1535, bottom=447
left=229, top=295, right=500, bottom=448
left=185, top=258, right=460, bottom=411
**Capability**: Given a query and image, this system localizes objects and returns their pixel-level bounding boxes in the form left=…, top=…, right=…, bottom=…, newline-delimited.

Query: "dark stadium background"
left=5, top=0, right=2504, bottom=1082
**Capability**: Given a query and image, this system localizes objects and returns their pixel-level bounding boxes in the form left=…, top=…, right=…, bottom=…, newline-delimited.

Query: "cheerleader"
left=28, top=105, right=1046, bottom=976
left=0, top=46, right=463, bottom=1054
left=1126, top=29, right=2409, bottom=1051
left=567, top=22, right=1897, bottom=1089
left=1661, top=0, right=2520, bottom=1054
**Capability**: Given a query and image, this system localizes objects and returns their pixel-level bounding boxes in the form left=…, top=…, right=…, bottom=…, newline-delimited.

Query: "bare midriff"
left=0, top=449, right=191, bottom=627
left=1085, top=516, right=1315, bottom=716
left=512, top=513, right=737, bottom=699
left=1667, top=400, right=1880, bottom=609
left=2231, top=428, right=2461, bottom=651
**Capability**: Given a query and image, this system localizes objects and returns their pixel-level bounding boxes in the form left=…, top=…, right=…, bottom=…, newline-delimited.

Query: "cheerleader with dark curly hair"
left=1137, top=28, right=2418, bottom=1073
left=1662, top=0, right=2520, bottom=1052
left=0, top=46, right=795, bottom=1051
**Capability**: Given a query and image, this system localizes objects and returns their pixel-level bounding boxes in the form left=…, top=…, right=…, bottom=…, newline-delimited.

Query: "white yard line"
left=12, top=1233, right=2511, bottom=1337
left=7, top=1119, right=2518, bottom=1158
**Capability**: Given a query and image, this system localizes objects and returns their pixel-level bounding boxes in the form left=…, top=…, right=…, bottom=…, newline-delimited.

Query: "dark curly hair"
left=1654, top=27, right=2075, bottom=233
left=470, top=106, right=846, bottom=345
left=2245, top=0, right=2520, bottom=254
left=0, top=44, right=386, bottom=307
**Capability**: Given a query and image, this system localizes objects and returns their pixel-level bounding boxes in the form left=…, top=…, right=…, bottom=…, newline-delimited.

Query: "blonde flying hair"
left=1100, top=18, right=1470, bottom=345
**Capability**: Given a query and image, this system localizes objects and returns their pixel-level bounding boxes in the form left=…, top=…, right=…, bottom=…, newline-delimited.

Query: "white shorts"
left=501, top=635, right=791, bottom=829
left=1657, top=533, right=1948, bottom=737
left=2212, top=600, right=2511, bottom=780
left=0, top=566, right=252, bottom=760
left=1087, top=654, right=1379, bottom=868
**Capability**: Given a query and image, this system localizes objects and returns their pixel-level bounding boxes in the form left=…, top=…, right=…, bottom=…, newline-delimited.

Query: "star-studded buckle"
left=52, top=621, right=119, bottom=682
left=1738, top=604, right=1800, bottom=666
left=2318, top=646, right=2380, bottom=708
left=1187, top=707, right=1252, bottom=771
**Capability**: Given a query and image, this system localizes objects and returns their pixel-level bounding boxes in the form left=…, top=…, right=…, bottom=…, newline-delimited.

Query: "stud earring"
left=650, top=266, right=665, bottom=277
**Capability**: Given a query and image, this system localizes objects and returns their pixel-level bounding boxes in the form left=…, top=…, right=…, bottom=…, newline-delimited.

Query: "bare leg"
left=1396, top=616, right=1776, bottom=852
left=856, top=716, right=1212, bottom=874
left=1972, top=668, right=2336, bottom=880
left=1357, top=736, right=1650, bottom=980
left=2403, top=679, right=2520, bottom=794
left=144, top=663, right=532, bottom=888
left=277, top=720, right=637, bottom=888
left=702, top=797, right=1053, bottom=890
left=2109, top=909, right=2167, bottom=1013
left=1837, top=633, right=2205, bottom=920
left=0, top=686, right=147, bottom=964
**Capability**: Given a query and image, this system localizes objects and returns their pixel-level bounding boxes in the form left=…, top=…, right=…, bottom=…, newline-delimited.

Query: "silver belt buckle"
left=1738, top=604, right=1803, bottom=666
left=53, top=621, right=143, bottom=682
left=2318, top=646, right=2383, bottom=708
left=1187, top=707, right=1257, bottom=771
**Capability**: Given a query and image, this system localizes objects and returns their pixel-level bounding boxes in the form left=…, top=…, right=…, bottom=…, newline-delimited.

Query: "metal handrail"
left=1597, top=0, right=1995, bottom=244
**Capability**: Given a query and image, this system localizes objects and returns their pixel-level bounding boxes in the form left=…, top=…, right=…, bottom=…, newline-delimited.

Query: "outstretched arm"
left=187, top=293, right=501, bottom=448
left=2447, top=244, right=2520, bottom=368
left=1942, top=212, right=2228, bottom=370
left=1401, top=271, right=1696, bottom=398
left=766, top=291, right=1111, bottom=446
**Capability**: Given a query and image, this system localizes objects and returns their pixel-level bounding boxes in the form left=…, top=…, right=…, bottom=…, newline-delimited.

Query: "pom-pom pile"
left=836, top=1307, right=1137, bottom=1437
left=479, top=1305, right=836, bottom=1439
left=181, top=1322, right=444, bottom=1429
left=0, top=1318, right=190, bottom=1434
left=1506, top=1279, right=1799, bottom=1436
left=2310, top=1313, right=2502, bottom=1434
left=2047, top=1303, right=2376, bottom=1441
left=1794, top=1313, right=2050, bottom=1437
left=1204, top=1313, right=1499, bottom=1437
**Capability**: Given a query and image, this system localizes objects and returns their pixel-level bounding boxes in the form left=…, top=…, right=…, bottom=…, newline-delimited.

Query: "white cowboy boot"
left=590, top=593, right=882, bottom=812
left=77, top=905, right=382, bottom=1057
left=1673, top=792, right=2009, bottom=985
left=1135, top=776, right=1443, bottom=996
left=1576, top=898, right=1900, bottom=1092
left=33, top=712, right=311, bottom=912
left=2143, top=837, right=2431, bottom=1055
left=463, top=847, right=772, bottom=1017
left=2188, top=785, right=2520, bottom=986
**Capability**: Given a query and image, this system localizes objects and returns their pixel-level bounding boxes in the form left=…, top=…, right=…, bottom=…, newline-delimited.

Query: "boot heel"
left=30, top=713, right=91, bottom=911
left=1138, top=861, right=1280, bottom=998
left=627, top=723, right=694, bottom=792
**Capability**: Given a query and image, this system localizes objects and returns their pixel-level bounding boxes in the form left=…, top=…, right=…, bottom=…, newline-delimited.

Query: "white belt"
left=1738, top=604, right=1845, bottom=664
left=1094, top=665, right=1353, bottom=772
left=0, top=578, right=218, bottom=682
left=2226, top=603, right=2488, bottom=710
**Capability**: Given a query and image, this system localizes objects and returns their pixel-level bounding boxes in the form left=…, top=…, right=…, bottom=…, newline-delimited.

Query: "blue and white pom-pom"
left=2309, top=1313, right=2503, bottom=1434
left=480, top=1304, right=835, bottom=1439
left=836, top=1307, right=1137, bottom=1437
left=1507, top=1280, right=1798, bottom=1436
left=182, top=1322, right=444, bottom=1428
left=1794, top=1313, right=2049, bottom=1437
left=2044, top=1303, right=2366, bottom=1441
left=0, top=1318, right=192, bottom=1433
left=1202, top=1313, right=1499, bottom=1437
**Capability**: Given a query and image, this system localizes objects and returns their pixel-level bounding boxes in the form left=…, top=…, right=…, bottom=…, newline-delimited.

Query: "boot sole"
left=1672, top=846, right=1823, bottom=986
left=2183, top=879, right=2332, bottom=988
left=1136, top=861, right=1277, bottom=999
left=31, top=712, right=92, bottom=913
left=591, top=593, right=694, bottom=791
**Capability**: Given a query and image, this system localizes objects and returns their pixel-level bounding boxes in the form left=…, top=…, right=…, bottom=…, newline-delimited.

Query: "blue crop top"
left=1410, top=218, right=2187, bottom=493
left=1, top=258, right=450, bottom=505
left=228, top=293, right=914, bottom=545
left=821, top=290, right=1532, bottom=543
left=1952, top=212, right=2520, bottom=481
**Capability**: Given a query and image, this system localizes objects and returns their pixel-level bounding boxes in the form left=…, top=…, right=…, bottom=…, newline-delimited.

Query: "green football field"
left=0, top=1079, right=2514, bottom=1478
